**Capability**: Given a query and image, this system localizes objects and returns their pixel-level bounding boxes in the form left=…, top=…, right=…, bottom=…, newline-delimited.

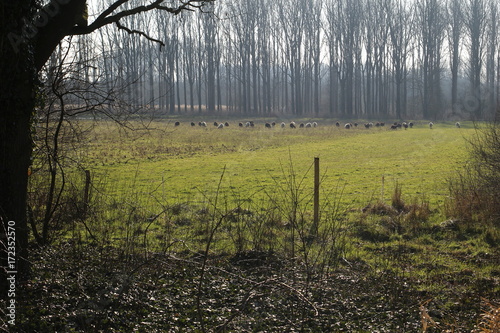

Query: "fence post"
left=313, top=157, right=320, bottom=235
left=83, top=169, right=91, bottom=217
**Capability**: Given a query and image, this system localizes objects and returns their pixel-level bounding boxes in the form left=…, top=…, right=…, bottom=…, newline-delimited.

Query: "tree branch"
left=34, top=0, right=214, bottom=71
left=70, top=0, right=214, bottom=36
left=115, top=20, right=165, bottom=48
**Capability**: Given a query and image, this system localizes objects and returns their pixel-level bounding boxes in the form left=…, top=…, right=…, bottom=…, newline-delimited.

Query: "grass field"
left=83, top=118, right=473, bottom=212
left=22, top=118, right=500, bottom=332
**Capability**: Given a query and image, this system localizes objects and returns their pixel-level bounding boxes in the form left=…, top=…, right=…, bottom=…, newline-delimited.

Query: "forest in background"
left=46, top=0, right=500, bottom=121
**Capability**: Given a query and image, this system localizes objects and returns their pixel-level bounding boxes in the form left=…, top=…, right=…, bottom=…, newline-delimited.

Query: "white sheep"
left=429, top=122, right=434, bottom=129
left=455, top=122, right=461, bottom=128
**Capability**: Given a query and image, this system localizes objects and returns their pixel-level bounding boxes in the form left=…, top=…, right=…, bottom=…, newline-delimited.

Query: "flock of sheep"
left=173, top=120, right=461, bottom=130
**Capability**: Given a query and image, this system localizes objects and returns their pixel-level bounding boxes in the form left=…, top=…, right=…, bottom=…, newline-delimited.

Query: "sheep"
left=174, top=121, right=180, bottom=127
left=312, top=122, right=318, bottom=128
left=245, top=122, right=251, bottom=127
left=299, top=123, right=305, bottom=128
left=225, top=122, right=230, bottom=127
left=380, top=122, right=385, bottom=126
left=354, top=122, right=358, bottom=127
left=335, top=121, right=340, bottom=127
left=305, top=122, right=312, bottom=128
left=364, top=123, right=370, bottom=129
left=281, top=122, right=286, bottom=128
left=272, top=121, right=276, bottom=127
left=290, top=122, right=296, bottom=129
left=191, top=122, right=196, bottom=126
left=344, top=123, right=351, bottom=129
left=214, top=121, right=218, bottom=127
left=429, top=122, right=434, bottom=129
left=239, top=122, right=244, bottom=127
left=390, top=124, right=398, bottom=130
left=265, top=122, right=272, bottom=128
left=455, top=122, right=461, bottom=128
left=217, top=123, right=224, bottom=129
left=402, top=122, right=408, bottom=129
left=408, top=122, right=414, bottom=128
left=199, top=121, right=207, bottom=127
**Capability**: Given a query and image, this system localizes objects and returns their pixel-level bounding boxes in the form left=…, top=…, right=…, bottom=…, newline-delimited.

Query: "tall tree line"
left=76, top=0, right=500, bottom=120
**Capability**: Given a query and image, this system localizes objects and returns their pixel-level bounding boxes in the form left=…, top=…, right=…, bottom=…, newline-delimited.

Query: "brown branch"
left=70, top=0, right=215, bottom=36
left=33, top=0, right=213, bottom=71
left=115, top=21, right=165, bottom=48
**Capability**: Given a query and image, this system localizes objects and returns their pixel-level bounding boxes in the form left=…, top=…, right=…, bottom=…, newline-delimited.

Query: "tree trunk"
left=1, top=1, right=36, bottom=281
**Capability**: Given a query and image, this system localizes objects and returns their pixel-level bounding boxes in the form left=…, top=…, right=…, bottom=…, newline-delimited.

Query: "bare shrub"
left=447, top=123, right=500, bottom=227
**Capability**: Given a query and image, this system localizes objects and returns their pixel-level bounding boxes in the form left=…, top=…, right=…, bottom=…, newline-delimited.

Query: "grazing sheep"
left=199, top=121, right=207, bottom=127
left=380, top=122, right=385, bottom=126
left=174, top=121, right=180, bottom=127
left=354, top=122, right=358, bottom=127
left=217, top=123, right=224, bottom=129
left=312, top=122, right=318, bottom=128
left=375, top=122, right=381, bottom=127
left=390, top=124, right=398, bottom=130
left=281, top=122, right=286, bottom=128
left=214, top=121, right=218, bottom=127
left=225, top=122, right=230, bottom=127
left=403, top=122, right=408, bottom=129
left=250, top=121, right=255, bottom=127
left=245, top=122, right=251, bottom=127
left=364, top=123, right=370, bottom=129
left=290, top=122, right=296, bottom=129
left=336, top=121, right=340, bottom=127
left=272, top=121, right=276, bottom=127
left=305, top=122, right=312, bottom=128
left=239, top=122, right=244, bottom=127
left=408, top=122, right=414, bottom=128
left=429, top=122, right=434, bottom=129
left=299, top=123, right=305, bottom=128
left=191, top=122, right=196, bottom=126
left=455, top=122, right=461, bottom=128
left=265, top=122, right=272, bottom=128
left=344, top=123, right=351, bottom=129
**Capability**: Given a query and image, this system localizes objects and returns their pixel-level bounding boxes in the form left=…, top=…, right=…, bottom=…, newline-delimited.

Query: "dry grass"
left=479, top=299, right=500, bottom=333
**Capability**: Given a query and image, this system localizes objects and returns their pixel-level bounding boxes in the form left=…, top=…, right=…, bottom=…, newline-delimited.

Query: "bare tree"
left=465, top=0, right=488, bottom=119
left=418, top=0, right=446, bottom=119
left=1, top=0, right=214, bottom=278
left=386, top=0, right=414, bottom=119
left=446, top=0, right=465, bottom=116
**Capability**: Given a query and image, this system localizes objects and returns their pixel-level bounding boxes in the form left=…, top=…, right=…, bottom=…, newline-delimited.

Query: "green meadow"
left=84, top=119, right=472, bottom=212
left=24, top=119, right=500, bottom=332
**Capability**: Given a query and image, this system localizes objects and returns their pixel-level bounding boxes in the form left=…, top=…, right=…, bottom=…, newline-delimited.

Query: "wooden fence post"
left=313, top=157, right=320, bottom=235
left=83, top=169, right=91, bottom=217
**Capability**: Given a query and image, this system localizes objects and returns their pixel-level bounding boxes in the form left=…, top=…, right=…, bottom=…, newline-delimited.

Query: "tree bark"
left=1, top=1, right=38, bottom=281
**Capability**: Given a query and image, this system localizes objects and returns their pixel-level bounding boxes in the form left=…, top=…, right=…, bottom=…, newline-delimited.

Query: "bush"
left=447, top=122, right=500, bottom=227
